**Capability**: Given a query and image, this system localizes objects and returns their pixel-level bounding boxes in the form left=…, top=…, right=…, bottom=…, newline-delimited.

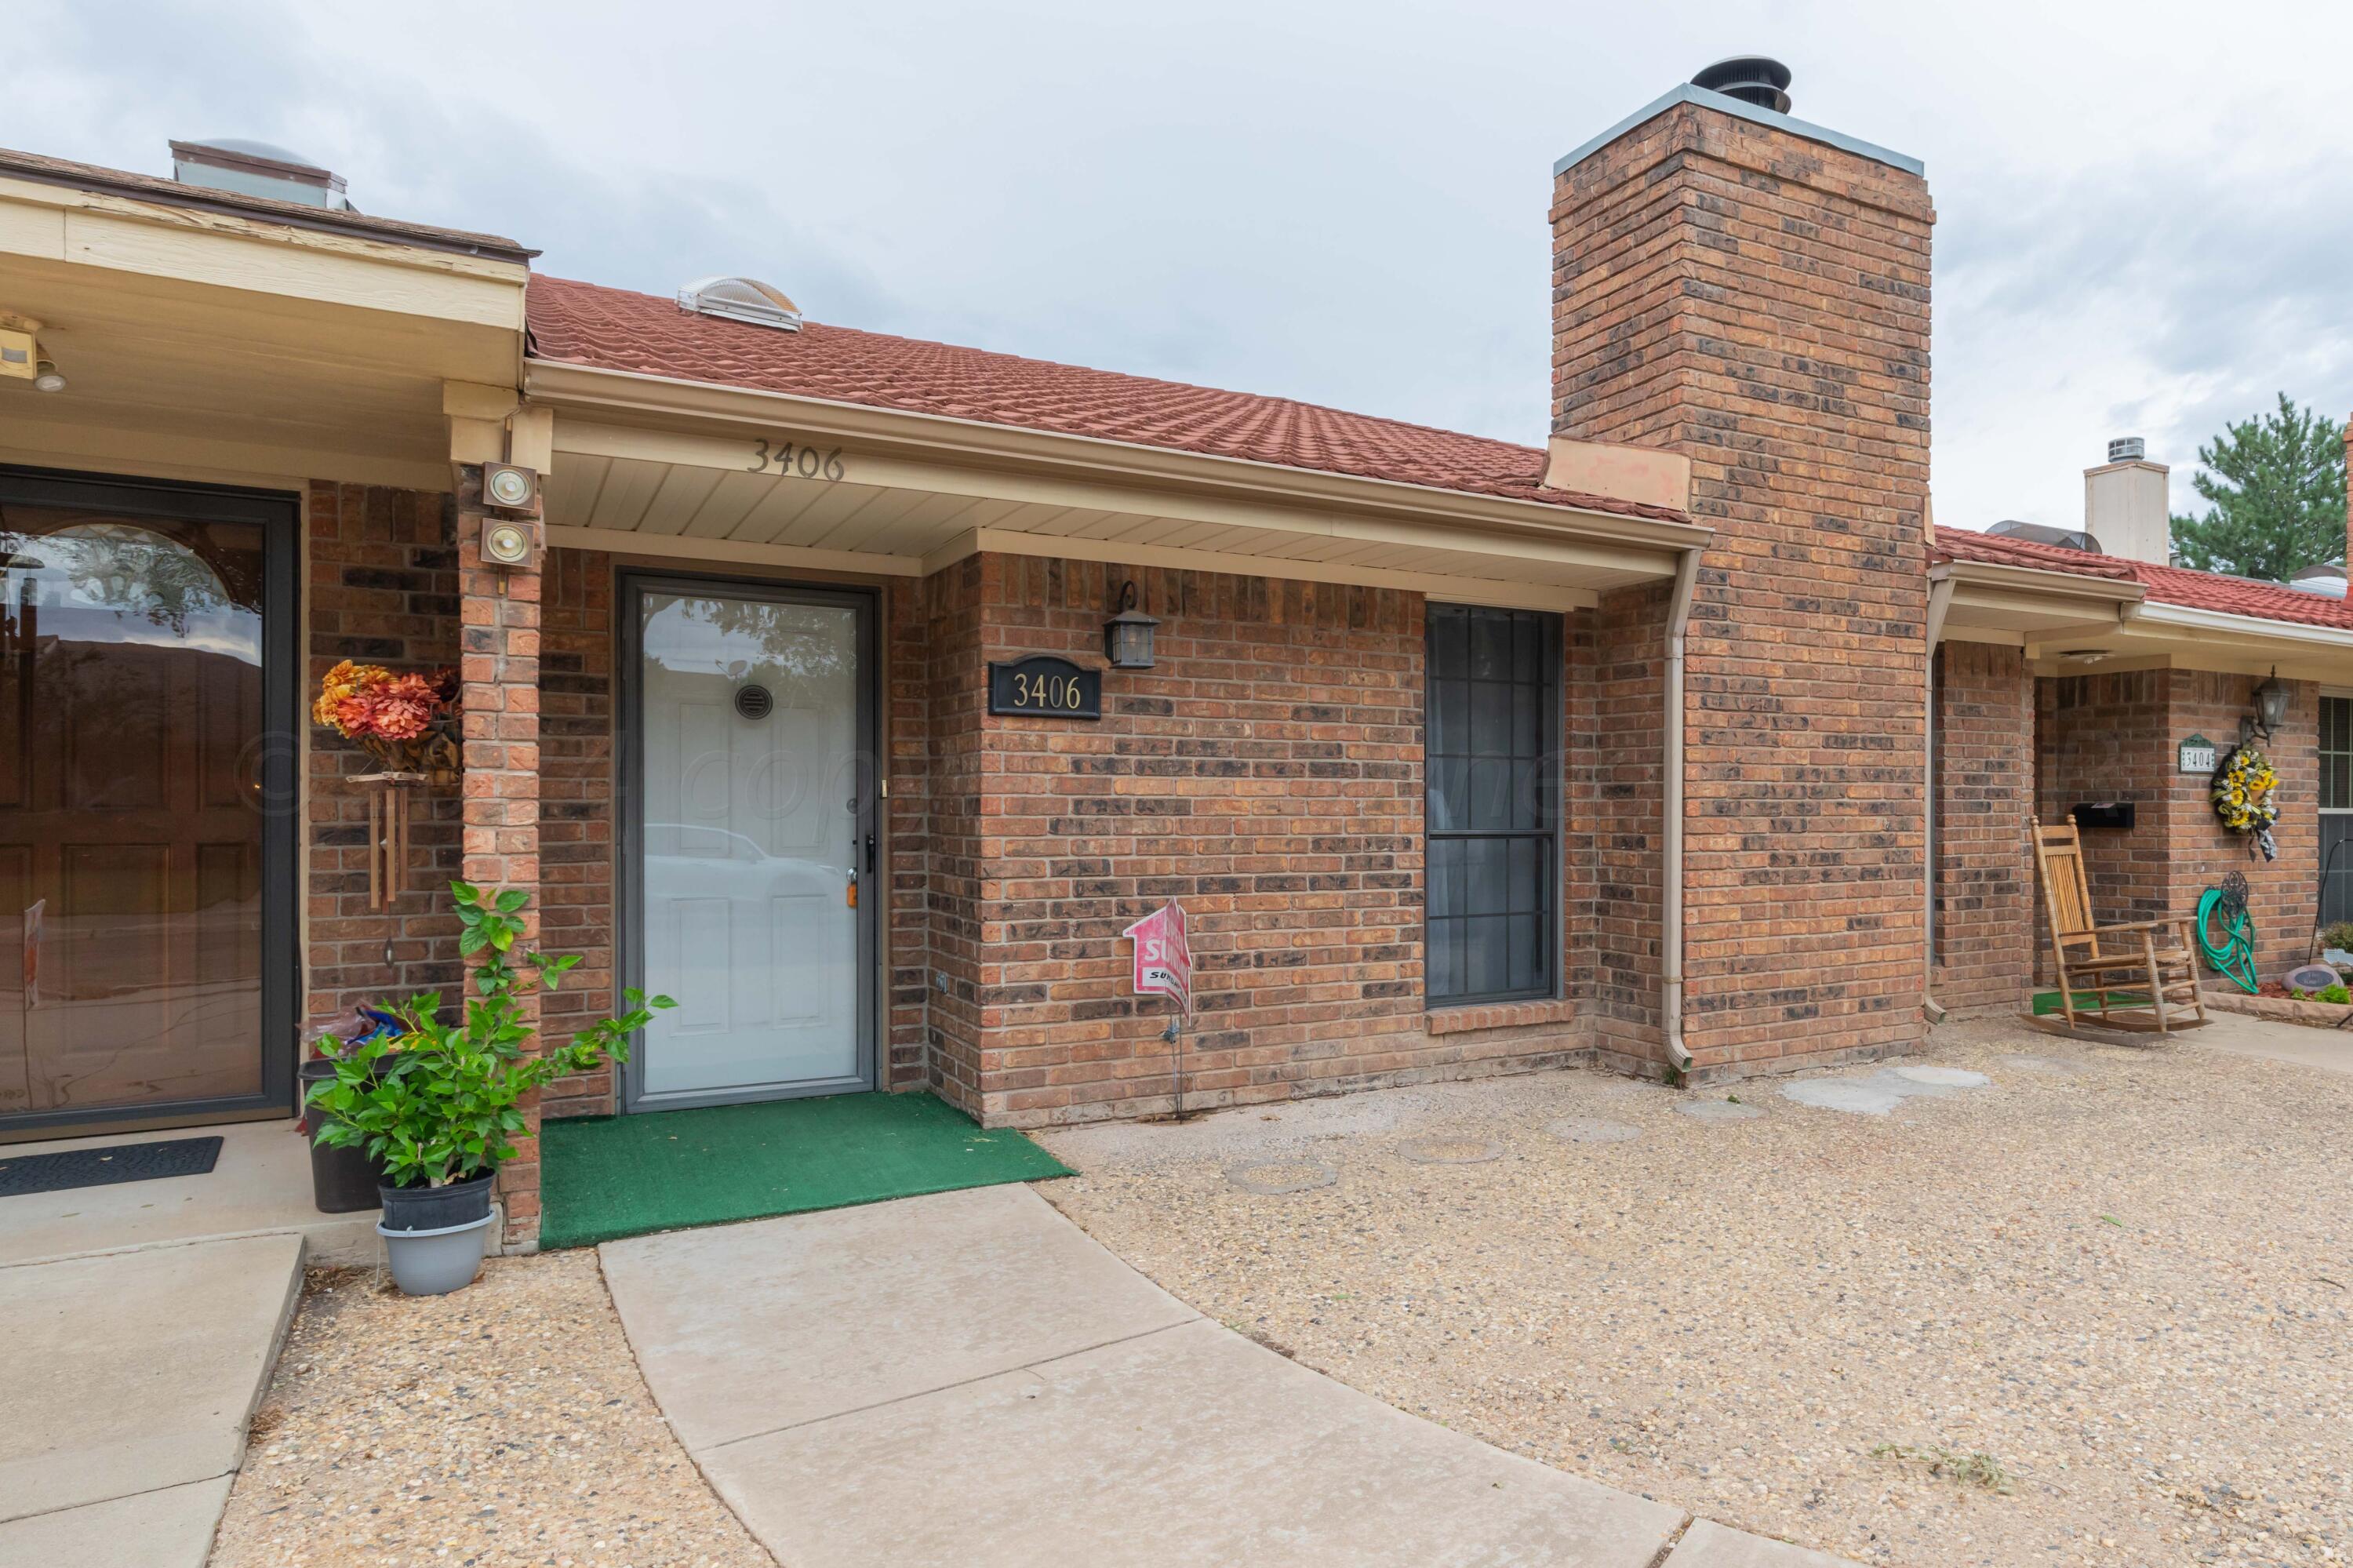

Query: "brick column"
left=455, top=465, right=545, bottom=1251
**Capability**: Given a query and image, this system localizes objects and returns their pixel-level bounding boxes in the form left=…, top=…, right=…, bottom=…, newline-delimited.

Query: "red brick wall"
left=1552, top=96, right=1934, bottom=1079
left=947, top=555, right=1584, bottom=1127
left=924, top=556, right=987, bottom=1112
left=2035, top=671, right=2318, bottom=983
left=1931, top=642, right=2034, bottom=1015
left=2161, top=673, right=2317, bottom=975
left=2036, top=671, right=2179, bottom=946
left=538, top=548, right=616, bottom=1119
left=1584, top=581, right=1669, bottom=1066
left=302, top=481, right=464, bottom=1039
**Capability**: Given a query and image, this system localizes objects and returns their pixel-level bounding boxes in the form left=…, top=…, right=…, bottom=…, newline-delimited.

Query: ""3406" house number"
left=746, top=438, right=846, bottom=481
left=987, top=656, right=1103, bottom=719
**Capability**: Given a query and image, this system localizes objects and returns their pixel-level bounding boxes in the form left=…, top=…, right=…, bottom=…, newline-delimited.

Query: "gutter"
left=1662, top=547, right=1702, bottom=1073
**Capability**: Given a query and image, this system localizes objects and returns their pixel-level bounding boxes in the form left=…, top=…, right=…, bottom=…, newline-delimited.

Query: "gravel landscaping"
left=211, top=1253, right=773, bottom=1568
left=1036, top=1020, right=2352, bottom=1567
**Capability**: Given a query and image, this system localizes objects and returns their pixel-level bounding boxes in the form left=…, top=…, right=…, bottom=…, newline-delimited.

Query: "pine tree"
left=2168, top=394, right=2348, bottom=581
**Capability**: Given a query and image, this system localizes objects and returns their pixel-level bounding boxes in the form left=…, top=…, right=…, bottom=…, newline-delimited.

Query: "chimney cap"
left=2107, top=436, right=2148, bottom=464
left=1693, top=56, right=1793, bottom=115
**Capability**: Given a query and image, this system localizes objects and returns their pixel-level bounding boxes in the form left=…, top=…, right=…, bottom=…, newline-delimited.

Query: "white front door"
left=630, top=581, right=871, bottom=1106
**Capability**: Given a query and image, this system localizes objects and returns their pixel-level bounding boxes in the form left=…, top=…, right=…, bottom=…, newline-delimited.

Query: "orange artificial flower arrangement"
left=315, top=660, right=461, bottom=773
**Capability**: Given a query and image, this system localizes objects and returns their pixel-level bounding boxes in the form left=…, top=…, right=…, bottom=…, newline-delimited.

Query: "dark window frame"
left=2321, top=693, right=2353, bottom=927
left=1423, top=603, right=1564, bottom=1007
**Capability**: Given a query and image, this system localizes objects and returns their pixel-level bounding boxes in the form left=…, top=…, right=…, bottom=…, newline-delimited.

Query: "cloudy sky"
left=13, top=2, right=2352, bottom=533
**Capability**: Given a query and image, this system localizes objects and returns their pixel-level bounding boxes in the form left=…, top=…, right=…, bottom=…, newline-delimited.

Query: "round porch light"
left=1103, top=580, right=1158, bottom=670
left=31, top=358, right=64, bottom=394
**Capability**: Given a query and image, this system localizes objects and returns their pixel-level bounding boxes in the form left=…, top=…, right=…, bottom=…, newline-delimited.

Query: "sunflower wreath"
left=2211, top=744, right=2279, bottom=861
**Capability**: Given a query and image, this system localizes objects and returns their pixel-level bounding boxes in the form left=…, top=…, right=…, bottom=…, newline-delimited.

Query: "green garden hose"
left=2195, top=881, right=2258, bottom=993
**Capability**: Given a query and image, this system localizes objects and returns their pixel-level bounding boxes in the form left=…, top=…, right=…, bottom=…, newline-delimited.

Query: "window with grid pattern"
left=1424, top=604, right=1561, bottom=1005
left=2322, top=696, right=2353, bottom=926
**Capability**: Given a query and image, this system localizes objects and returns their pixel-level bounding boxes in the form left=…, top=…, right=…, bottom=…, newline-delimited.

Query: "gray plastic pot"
left=376, top=1211, right=493, bottom=1296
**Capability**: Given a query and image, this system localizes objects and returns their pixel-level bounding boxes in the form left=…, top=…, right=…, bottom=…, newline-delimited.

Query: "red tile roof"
left=523, top=275, right=1689, bottom=523
left=1934, top=526, right=2353, bottom=631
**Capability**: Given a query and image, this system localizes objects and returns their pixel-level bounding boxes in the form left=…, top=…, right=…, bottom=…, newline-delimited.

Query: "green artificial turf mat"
left=540, top=1091, right=1073, bottom=1250
left=2030, top=989, right=2151, bottom=1015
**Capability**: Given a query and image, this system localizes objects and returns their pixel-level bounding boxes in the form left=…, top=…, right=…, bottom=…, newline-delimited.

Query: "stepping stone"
left=1225, top=1160, right=1338, bottom=1195
left=1678, top=1100, right=1763, bottom=1122
left=1782, top=1064, right=1995, bottom=1117
left=1894, top=1064, right=1990, bottom=1089
left=1547, top=1116, right=1641, bottom=1144
left=1396, top=1137, right=1502, bottom=1165
left=1783, top=1078, right=1908, bottom=1115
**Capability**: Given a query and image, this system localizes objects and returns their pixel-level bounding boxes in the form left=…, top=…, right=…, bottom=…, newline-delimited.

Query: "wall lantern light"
left=1104, top=580, right=1158, bottom=670
left=2243, top=667, right=2289, bottom=744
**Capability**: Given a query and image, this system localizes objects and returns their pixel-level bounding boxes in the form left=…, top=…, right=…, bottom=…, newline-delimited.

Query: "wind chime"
left=315, top=662, right=461, bottom=910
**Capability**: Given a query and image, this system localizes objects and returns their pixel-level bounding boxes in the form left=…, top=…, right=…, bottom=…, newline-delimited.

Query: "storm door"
left=0, top=468, right=295, bottom=1135
left=622, top=576, right=876, bottom=1109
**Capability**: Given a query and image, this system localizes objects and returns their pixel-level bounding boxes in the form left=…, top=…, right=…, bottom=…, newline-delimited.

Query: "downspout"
left=1662, top=548, right=1702, bottom=1073
left=1922, top=570, right=1957, bottom=1022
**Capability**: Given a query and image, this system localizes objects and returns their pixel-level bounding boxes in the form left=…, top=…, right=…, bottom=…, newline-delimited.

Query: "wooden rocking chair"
left=2029, top=814, right=2208, bottom=1034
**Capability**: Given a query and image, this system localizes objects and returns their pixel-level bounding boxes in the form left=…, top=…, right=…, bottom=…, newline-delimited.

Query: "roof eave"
left=1930, top=557, right=2146, bottom=605
left=0, top=153, right=539, bottom=265
left=521, top=355, right=1713, bottom=555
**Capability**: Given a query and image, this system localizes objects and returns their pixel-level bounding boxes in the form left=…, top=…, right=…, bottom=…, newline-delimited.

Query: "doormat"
left=0, top=1136, right=224, bottom=1199
left=540, top=1092, right=1073, bottom=1250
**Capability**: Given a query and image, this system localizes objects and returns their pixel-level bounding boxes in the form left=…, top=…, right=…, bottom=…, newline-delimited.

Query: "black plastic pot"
left=379, top=1170, right=496, bottom=1233
left=300, top=1057, right=386, bottom=1215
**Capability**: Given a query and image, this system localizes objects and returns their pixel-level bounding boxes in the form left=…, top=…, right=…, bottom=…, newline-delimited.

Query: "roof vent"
left=1987, top=518, right=2104, bottom=553
left=1692, top=56, right=1793, bottom=114
left=2107, top=435, right=2147, bottom=463
left=678, top=277, right=803, bottom=332
left=169, top=139, right=349, bottom=209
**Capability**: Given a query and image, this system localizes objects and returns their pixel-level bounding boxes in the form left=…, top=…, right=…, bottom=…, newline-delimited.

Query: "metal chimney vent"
left=678, top=277, right=803, bottom=332
left=1692, top=56, right=1793, bottom=114
left=2107, top=436, right=2147, bottom=463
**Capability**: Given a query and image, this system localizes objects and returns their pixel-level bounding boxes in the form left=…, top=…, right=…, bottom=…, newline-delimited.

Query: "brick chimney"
left=1551, top=62, right=1935, bottom=1075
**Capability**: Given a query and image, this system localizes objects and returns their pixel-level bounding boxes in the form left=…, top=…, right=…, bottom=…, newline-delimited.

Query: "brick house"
left=2, top=75, right=2348, bottom=1250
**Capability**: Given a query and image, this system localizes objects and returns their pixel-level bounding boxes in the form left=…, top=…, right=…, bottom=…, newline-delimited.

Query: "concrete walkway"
left=0, top=1232, right=302, bottom=1568
left=602, top=1184, right=1857, bottom=1567
left=0, top=1119, right=377, bottom=1269
left=2190, top=1008, right=2353, bottom=1076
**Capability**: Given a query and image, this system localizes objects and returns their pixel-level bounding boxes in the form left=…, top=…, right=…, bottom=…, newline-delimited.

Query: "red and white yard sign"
left=1122, top=900, right=1191, bottom=1016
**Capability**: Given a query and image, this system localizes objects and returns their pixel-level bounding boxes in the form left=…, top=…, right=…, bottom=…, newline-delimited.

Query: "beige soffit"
left=522, top=359, right=1712, bottom=569
left=1932, top=558, right=2144, bottom=646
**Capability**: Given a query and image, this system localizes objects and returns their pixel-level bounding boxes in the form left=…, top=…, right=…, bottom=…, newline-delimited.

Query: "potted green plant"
left=307, top=881, right=671, bottom=1295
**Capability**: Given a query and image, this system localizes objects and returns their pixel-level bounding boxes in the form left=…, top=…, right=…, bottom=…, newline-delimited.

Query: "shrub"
left=307, top=882, right=671, bottom=1189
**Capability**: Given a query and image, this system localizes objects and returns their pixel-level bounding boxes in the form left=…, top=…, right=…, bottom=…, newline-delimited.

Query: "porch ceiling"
left=0, top=173, right=525, bottom=491
left=538, top=399, right=1705, bottom=612
left=1938, top=563, right=2353, bottom=683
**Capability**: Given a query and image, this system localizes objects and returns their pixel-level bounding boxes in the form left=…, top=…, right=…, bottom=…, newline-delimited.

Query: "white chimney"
left=2084, top=437, right=2170, bottom=565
